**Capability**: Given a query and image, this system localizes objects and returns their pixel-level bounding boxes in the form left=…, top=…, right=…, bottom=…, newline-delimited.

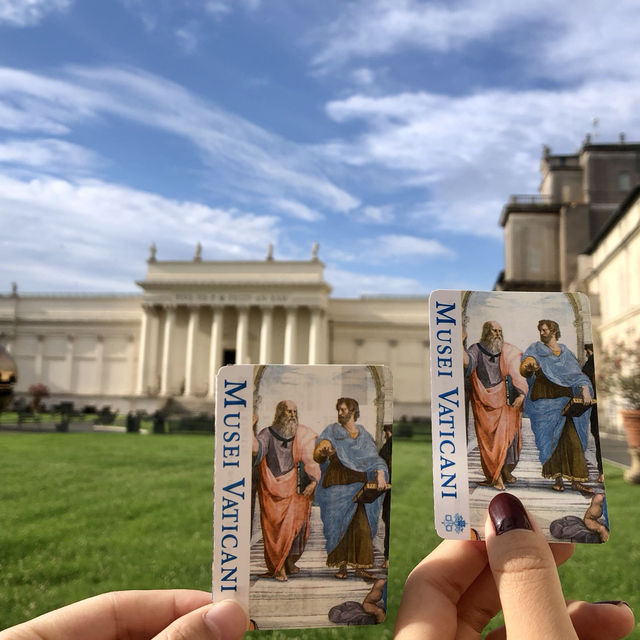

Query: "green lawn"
left=1, top=433, right=639, bottom=638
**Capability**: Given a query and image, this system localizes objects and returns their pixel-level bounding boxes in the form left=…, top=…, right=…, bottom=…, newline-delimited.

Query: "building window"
left=618, top=171, right=631, bottom=192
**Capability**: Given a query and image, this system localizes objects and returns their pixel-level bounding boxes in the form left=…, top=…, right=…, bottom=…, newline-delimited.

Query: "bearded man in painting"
left=252, top=400, right=320, bottom=581
left=464, top=320, right=528, bottom=490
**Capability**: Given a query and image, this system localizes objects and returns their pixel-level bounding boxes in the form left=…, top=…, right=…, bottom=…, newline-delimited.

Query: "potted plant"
left=598, top=339, right=640, bottom=483
left=27, top=382, right=50, bottom=414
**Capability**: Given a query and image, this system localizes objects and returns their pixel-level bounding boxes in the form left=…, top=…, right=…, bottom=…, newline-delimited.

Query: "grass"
left=1, top=433, right=639, bottom=638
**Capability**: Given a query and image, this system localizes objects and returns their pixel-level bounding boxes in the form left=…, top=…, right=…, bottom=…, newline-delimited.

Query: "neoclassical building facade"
left=0, top=250, right=430, bottom=417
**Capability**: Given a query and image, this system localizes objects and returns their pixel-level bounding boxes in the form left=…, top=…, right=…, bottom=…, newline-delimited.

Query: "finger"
left=153, top=599, right=249, bottom=640
left=394, top=540, right=488, bottom=640
left=1, top=590, right=212, bottom=640
left=454, top=540, right=575, bottom=639
left=485, top=601, right=634, bottom=640
left=485, top=493, right=578, bottom=640
left=567, top=601, right=635, bottom=640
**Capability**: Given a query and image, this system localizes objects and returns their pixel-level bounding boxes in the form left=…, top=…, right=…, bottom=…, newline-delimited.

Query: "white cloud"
left=325, top=267, right=427, bottom=297
left=0, top=0, right=71, bottom=27
left=175, top=25, right=199, bottom=54
left=322, top=81, right=640, bottom=236
left=0, top=138, right=99, bottom=174
left=351, top=67, right=376, bottom=87
left=311, top=0, right=640, bottom=84
left=369, top=234, right=454, bottom=259
left=358, top=205, right=394, bottom=224
left=0, top=172, right=280, bottom=290
left=272, top=198, right=323, bottom=222
left=204, top=1, right=231, bottom=20
left=0, top=65, right=360, bottom=215
left=311, top=0, right=538, bottom=69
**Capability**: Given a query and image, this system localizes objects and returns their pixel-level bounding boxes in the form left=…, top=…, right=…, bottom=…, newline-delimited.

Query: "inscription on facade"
left=173, top=293, right=290, bottom=304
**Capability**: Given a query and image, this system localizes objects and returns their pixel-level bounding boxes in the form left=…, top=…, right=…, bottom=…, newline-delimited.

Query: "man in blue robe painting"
left=313, top=397, right=388, bottom=581
left=520, top=320, right=595, bottom=494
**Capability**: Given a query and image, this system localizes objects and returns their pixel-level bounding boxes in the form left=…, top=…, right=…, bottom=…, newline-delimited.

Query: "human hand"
left=581, top=386, right=593, bottom=405
left=513, top=394, right=525, bottom=409
left=0, top=590, right=249, bottom=640
left=395, top=493, right=634, bottom=640
left=520, top=356, right=540, bottom=377
left=302, top=479, right=317, bottom=497
left=376, top=469, right=386, bottom=491
left=315, top=439, right=335, bottom=459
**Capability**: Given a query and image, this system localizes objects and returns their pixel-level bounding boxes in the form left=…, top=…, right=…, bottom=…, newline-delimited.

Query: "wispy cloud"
left=325, top=267, right=427, bottom=297
left=367, top=234, right=454, bottom=259
left=0, top=138, right=100, bottom=174
left=0, top=0, right=71, bottom=27
left=357, top=205, right=394, bottom=224
left=310, top=0, right=537, bottom=69
left=1, top=172, right=280, bottom=290
left=310, top=0, right=640, bottom=83
left=175, top=25, right=199, bottom=54
left=271, top=198, right=323, bottom=222
left=323, top=81, right=640, bottom=236
left=0, top=65, right=360, bottom=215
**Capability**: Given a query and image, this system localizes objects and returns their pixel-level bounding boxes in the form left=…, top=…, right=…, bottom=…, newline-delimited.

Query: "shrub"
left=597, top=339, right=640, bottom=409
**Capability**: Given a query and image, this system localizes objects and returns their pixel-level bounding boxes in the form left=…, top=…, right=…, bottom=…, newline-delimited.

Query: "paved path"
left=600, top=433, right=632, bottom=468
left=466, top=417, right=606, bottom=538
left=248, top=499, right=387, bottom=629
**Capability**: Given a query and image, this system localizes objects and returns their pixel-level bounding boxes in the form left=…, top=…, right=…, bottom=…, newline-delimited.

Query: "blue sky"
left=2, top=0, right=640, bottom=297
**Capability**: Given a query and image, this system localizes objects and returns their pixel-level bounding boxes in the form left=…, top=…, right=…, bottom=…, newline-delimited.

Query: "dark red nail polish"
left=489, top=493, right=533, bottom=535
left=594, top=601, right=631, bottom=608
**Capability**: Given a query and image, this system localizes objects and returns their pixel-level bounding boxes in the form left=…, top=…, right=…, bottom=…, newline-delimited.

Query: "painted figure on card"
left=252, top=400, right=320, bottom=581
left=314, top=397, right=388, bottom=581
left=464, top=321, right=528, bottom=490
left=521, top=320, right=595, bottom=494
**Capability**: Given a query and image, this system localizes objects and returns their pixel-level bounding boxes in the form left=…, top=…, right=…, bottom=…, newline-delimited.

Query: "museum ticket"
left=429, top=290, right=609, bottom=544
left=213, top=364, right=393, bottom=630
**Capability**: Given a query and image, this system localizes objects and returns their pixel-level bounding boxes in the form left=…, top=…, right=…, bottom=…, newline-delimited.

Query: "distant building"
left=496, top=135, right=640, bottom=292
left=496, top=135, right=640, bottom=433
left=0, top=247, right=430, bottom=418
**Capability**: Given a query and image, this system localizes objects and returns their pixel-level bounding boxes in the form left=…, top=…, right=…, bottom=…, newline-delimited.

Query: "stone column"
left=148, top=309, right=160, bottom=394
left=96, top=335, right=104, bottom=395
left=308, top=307, right=322, bottom=364
left=136, top=305, right=151, bottom=395
left=259, top=306, right=273, bottom=363
left=65, top=335, right=74, bottom=392
left=236, top=306, right=249, bottom=365
left=284, top=306, right=297, bottom=364
left=208, top=306, right=223, bottom=398
left=184, top=306, right=199, bottom=396
left=127, top=336, right=136, bottom=395
left=160, top=306, right=176, bottom=396
left=34, top=335, right=44, bottom=380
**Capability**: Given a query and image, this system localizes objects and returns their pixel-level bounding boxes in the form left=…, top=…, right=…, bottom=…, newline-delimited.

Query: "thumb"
left=152, top=598, right=249, bottom=640
left=485, top=493, right=578, bottom=640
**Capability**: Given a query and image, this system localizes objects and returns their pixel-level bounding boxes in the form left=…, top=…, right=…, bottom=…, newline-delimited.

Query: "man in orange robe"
left=464, top=321, right=528, bottom=490
left=252, top=400, right=320, bottom=581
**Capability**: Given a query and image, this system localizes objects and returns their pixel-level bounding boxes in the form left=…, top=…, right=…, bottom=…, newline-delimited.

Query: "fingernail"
left=488, top=493, right=533, bottom=535
left=203, top=599, right=249, bottom=639
left=594, top=600, right=632, bottom=608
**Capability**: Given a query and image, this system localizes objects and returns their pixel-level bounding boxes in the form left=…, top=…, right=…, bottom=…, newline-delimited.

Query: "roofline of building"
left=145, top=259, right=326, bottom=267
left=581, top=142, right=640, bottom=153
left=499, top=202, right=561, bottom=227
left=585, top=183, right=640, bottom=254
